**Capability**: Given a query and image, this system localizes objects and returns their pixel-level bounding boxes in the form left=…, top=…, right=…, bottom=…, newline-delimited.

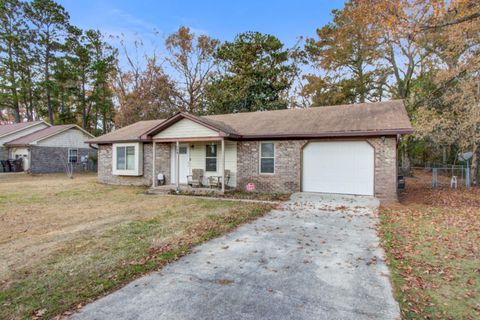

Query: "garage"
left=302, top=141, right=374, bottom=196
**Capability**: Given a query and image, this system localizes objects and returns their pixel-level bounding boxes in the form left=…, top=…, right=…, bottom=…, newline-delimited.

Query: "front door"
left=178, top=145, right=189, bottom=184
left=171, top=144, right=190, bottom=184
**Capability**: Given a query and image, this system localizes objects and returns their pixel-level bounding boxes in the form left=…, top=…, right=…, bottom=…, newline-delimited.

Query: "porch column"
left=175, top=140, right=180, bottom=190
left=152, top=141, right=156, bottom=187
left=221, top=139, right=225, bottom=193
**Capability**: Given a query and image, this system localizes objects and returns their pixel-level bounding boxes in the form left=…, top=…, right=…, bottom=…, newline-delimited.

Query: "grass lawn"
left=0, top=173, right=275, bottom=319
left=380, top=171, right=479, bottom=320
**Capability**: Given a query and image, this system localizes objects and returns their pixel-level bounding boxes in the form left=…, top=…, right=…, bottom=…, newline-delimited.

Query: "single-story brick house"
left=1, top=121, right=96, bottom=173
left=88, top=100, right=413, bottom=202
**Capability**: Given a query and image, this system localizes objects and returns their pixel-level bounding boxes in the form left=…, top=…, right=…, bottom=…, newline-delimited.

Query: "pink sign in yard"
left=246, top=182, right=256, bottom=192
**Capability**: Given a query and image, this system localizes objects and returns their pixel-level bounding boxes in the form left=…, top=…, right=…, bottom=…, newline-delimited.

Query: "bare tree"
left=165, top=26, right=219, bottom=114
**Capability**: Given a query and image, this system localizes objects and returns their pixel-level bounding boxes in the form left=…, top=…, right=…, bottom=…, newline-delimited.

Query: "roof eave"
left=85, top=138, right=150, bottom=144
left=90, top=128, right=413, bottom=144
left=4, top=143, right=30, bottom=147
left=233, top=128, right=414, bottom=140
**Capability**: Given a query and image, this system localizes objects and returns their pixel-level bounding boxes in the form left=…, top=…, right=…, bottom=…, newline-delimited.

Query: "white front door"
left=171, top=144, right=190, bottom=184
left=302, top=141, right=374, bottom=196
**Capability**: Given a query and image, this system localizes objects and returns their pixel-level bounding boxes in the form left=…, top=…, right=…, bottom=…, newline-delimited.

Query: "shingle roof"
left=202, top=99, right=412, bottom=138
left=87, top=119, right=166, bottom=144
left=89, top=100, right=413, bottom=144
left=0, top=121, right=48, bottom=137
left=5, top=124, right=82, bottom=146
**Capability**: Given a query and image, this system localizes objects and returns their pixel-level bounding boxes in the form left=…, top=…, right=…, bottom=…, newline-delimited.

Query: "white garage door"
left=302, top=141, right=374, bottom=195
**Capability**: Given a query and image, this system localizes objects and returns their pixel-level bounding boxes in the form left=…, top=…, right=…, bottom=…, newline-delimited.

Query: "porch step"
left=146, top=185, right=224, bottom=196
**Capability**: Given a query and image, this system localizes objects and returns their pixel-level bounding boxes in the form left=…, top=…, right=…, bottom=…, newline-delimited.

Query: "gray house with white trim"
left=0, top=122, right=96, bottom=173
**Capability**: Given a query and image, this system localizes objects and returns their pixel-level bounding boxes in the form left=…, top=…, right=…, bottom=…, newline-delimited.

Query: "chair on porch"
left=224, top=170, right=231, bottom=187
left=187, top=169, right=204, bottom=188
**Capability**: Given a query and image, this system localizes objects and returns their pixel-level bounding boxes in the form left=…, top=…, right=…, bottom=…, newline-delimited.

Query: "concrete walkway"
left=71, top=193, right=400, bottom=320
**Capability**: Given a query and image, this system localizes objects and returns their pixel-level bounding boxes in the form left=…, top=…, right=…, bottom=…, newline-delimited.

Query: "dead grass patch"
left=0, top=173, right=274, bottom=319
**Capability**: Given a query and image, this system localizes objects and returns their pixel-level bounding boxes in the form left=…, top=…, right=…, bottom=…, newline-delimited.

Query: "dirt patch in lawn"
left=380, top=171, right=479, bottom=319
left=0, top=173, right=275, bottom=319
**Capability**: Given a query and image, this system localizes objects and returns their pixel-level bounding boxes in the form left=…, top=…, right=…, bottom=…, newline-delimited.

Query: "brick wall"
left=0, top=147, right=7, bottom=160
left=97, top=143, right=170, bottom=186
left=30, top=146, right=96, bottom=174
left=97, top=138, right=397, bottom=201
left=236, top=140, right=308, bottom=193
left=367, top=137, right=398, bottom=202
left=236, top=138, right=398, bottom=202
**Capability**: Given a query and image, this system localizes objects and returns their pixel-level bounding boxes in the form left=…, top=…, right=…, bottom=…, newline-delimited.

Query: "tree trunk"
left=7, top=43, right=21, bottom=122
left=45, top=34, right=54, bottom=124
left=81, top=75, right=88, bottom=129
left=399, top=140, right=412, bottom=176
left=471, top=143, right=479, bottom=187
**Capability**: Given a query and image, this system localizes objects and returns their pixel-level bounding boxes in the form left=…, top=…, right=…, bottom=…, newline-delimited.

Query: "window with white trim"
left=68, top=149, right=78, bottom=163
left=112, top=143, right=143, bottom=176
left=205, top=144, right=217, bottom=172
left=260, top=142, right=275, bottom=174
left=116, top=146, right=135, bottom=170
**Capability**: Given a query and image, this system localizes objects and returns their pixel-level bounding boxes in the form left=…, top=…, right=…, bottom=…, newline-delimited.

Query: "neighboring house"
left=0, top=121, right=50, bottom=160
left=88, top=100, right=413, bottom=202
left=1, top=123, right=96, bottom=173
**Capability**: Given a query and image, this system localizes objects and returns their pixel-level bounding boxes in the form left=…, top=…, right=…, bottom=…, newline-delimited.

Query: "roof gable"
left=143, top=113, right=233, bottom=140
left=5, top=124, right=94, bottom=147
left=152, top=118, right=221, bottom=139
left=0, top=121, right=50, bottom=139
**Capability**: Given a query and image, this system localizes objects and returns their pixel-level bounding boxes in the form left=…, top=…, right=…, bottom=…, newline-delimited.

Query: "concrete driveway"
left=71, top=193, right=399, bottom=320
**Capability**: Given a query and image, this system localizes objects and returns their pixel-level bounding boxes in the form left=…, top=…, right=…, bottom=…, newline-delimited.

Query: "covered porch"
left=151, top=137, right=237, bottom=194
left=145, top=112, right=239, bottom=194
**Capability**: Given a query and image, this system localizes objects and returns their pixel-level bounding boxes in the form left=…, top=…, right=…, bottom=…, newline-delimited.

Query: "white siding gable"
left=36, top=128, right=92, bottom=148
left=153, top=119, right=219, bottom=139
left=0, top=122, right=49, bottom=146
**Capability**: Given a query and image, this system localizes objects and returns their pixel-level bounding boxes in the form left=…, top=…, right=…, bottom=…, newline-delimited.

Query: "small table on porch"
left=208, top=176, right=222, bottom=189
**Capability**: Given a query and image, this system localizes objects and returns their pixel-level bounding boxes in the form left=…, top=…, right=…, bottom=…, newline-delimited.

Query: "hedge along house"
left=89, top=100, right=413, bottom=202
left=4, top=124, right=97, bottom=173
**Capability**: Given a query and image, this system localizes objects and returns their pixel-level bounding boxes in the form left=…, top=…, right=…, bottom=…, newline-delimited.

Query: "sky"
left=57, top=0, right=346, bottom=68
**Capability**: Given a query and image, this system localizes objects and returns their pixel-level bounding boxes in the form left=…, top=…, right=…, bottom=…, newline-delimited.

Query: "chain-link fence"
left=414, top=165, right=473, bottom=188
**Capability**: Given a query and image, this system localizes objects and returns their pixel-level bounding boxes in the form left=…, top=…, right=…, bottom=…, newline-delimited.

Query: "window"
left=260, top=143, right=275, bottom=174
left=112, top=143, right=143, bottom=176
left=116, top=146, right=135, bottom=170
left=68, top=149, right=78, bottom=163
left=205, top=144, right=217, bottom=172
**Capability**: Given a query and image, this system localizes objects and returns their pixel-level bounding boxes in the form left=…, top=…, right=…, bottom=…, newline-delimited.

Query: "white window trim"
left=68, top=148, right=78, bottom=163
left=112, top=142, right=143, bottom=176
left=259, top=142, right=275, bottom=175
left=205, top=143, right=218, bottom=173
